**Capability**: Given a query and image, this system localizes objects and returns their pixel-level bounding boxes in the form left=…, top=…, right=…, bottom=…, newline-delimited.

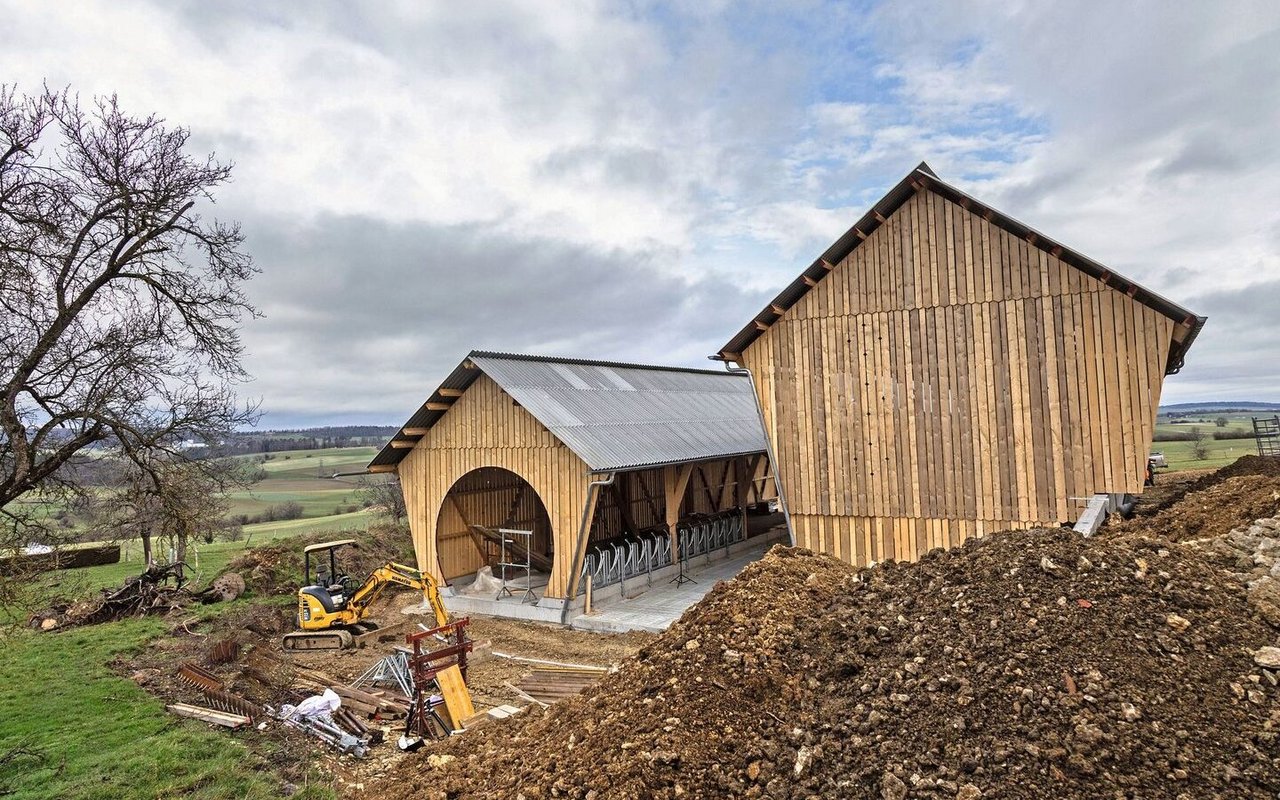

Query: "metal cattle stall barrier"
left=578, top=509, right=745, bottom=595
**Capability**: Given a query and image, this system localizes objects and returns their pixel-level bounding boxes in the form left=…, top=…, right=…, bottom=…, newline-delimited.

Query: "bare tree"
left=0, top=86, right=258, bottom=549
left=359, top=477, right=407, bottom=524
left=1189, top=427, right=1210, bottom=461
left=90, top=453, right=248, bottom=570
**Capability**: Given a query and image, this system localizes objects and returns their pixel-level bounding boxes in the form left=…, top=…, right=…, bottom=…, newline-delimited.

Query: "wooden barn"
left=713, top=162, right=1205, bottom=566
left=368, top=352, right=778, bottom=620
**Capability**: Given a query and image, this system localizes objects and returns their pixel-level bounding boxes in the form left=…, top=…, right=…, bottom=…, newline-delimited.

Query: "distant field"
left=1153, top=411, right=1267, bottom=472
left=251, top=445, right=378, bottom=476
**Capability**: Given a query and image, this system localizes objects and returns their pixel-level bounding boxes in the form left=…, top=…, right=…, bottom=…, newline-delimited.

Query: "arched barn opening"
left=371, top=350, right=783, bottom=627
left=434, top=466, right=554, bottom=594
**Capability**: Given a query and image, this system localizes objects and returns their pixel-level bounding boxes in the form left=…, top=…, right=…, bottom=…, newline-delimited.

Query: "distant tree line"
left=218, top=426, right=400, bottom=455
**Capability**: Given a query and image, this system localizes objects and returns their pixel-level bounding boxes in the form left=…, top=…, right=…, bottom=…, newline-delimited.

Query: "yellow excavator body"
left=284, top=540, right=449, bottom=650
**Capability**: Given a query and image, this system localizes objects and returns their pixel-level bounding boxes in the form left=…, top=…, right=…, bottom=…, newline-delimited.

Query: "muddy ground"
left=124, top=588, right=651, bottom=796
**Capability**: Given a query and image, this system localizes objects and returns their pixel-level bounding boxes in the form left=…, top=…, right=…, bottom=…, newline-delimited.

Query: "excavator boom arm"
left=348, top=562, right=449, bottom=627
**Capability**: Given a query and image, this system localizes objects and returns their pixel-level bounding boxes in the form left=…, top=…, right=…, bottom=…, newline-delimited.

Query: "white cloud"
left=3, top=0, right=1278, bottom=420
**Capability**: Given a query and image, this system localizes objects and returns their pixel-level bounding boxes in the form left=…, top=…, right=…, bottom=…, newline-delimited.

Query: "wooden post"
left=566, top=478, right=606, bottom=600
left=664, top=464, right=695, bottom=552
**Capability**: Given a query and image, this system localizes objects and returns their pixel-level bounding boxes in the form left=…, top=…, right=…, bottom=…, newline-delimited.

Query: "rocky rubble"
left=387, top=524, right=1280, bottom=799
left=1186, top=515, right=1280, bottom=628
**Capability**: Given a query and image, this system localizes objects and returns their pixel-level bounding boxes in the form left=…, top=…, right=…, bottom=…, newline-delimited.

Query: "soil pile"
left=388, top=529, right=1280, bottom=799
left=1142, top=454, right=1280, bottom=515
left=1114, top=471, right=1280, bottom=542
left=227, top=525, right=415, bottom=595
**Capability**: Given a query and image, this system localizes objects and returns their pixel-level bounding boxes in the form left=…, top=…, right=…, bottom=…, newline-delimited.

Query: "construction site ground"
left=11, top=456, right=1280, bottom=799
left=119, top=592, right=652, bottom=796
left=370, top=454, right=1280, bottom=799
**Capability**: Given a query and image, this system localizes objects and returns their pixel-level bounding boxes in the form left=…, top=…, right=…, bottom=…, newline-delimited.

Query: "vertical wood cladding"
left=742, top=188, right=1173, bottom=565
left=398, top=373, right=589, bottom=598
left=398, top=373, right=778, bottom=598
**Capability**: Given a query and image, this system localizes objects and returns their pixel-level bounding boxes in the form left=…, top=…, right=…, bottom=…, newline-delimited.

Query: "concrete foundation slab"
left=568, top=531, right=786, bottom=634
left=404, top=526, right=789, bottom=631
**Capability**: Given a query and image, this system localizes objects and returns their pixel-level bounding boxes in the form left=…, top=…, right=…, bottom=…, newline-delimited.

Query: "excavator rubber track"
left=282, top=629, right=354, bottom=651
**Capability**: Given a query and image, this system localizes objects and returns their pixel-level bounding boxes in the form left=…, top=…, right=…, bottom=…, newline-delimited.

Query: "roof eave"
left=586, top=447, right=769, bottom=475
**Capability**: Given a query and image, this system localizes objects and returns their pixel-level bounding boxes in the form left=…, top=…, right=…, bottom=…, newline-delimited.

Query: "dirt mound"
left=1115, top=473, right=1280, bottom=543
left=385, top=531, right=1280, bottom=799
left=227, top=524, right=415, bottom=596
left=1144, top=455, right=1280, bottom=514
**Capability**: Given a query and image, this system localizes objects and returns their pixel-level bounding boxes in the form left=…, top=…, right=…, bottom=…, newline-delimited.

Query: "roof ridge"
left=469, top=350, right=744, bottom=377
left=714, top=161, right=1203, bottom=374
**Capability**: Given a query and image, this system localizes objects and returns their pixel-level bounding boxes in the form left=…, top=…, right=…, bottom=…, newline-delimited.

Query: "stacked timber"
left=513, top=666, right=608, bottom=706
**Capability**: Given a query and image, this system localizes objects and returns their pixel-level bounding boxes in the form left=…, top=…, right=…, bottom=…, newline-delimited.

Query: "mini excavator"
left=283, top=539, right=449, bottom=650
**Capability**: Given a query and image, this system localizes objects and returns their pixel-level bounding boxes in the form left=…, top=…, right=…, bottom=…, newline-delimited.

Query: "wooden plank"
left=434, top=665, right=475, bottom=731
left=167, top=704, right=250, bottom=729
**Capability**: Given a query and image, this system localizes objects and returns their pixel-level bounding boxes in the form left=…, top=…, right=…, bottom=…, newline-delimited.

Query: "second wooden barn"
left=368, top=351, right=779, bottom=622
left=714, top=162, right=1205, bottom=565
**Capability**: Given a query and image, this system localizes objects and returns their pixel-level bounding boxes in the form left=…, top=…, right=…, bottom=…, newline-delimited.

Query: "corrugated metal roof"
left=368, top=351, right=768, bottom=472
left=715, top=162, right=1205, bottom=375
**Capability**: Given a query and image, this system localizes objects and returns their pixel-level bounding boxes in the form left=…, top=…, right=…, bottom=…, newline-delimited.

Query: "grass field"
left=225, top=446, right=380, bottom=520
left=0, top=607, right=334, bottom=799
left=19, top=510, right=375, bottom=606
left=1153, top=411, right=1267, bottom=472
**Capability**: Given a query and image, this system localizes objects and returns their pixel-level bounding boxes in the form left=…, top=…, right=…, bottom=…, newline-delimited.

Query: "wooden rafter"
left=695, top=465, right=717, bottom=510
left=448, top=495, right=489, bottom=562
left=501, top=484, right=528, bottom=527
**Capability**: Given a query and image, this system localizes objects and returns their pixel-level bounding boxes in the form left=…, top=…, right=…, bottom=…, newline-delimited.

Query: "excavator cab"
left=286, top=539, right=450, bottom=651
left=293, top=540, right=362, bottom=640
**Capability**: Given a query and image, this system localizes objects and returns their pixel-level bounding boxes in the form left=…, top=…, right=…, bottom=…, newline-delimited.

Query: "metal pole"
left=716, top=360, right=794, bottom=546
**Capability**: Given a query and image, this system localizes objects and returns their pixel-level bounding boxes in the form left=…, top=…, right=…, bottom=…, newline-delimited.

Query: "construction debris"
left=29, top=565, right=246, bottom=629
left=166, top=703, right=251, bottom=729
left=382, top=522, right=1280, bottom=799
left=204, top=572, right=246, bottom=603
left=511, top=666, right=608, bottom=706
left=279, top=689, right=368, bottom=758
left=205, top=638, right=242, bottom=665
left=404, top=619, right=474, bottom=740
left=174, top=661, right=261, bottom=721
left=352, top=649, right=414, bottom=698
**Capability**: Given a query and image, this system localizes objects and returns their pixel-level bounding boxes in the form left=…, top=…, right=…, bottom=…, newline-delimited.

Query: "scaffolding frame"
left=496, top=527, right=538, bottom=604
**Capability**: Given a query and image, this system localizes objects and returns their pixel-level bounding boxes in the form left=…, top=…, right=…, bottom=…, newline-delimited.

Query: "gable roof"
left=368, top=351, right=768, bottom=473
left=714, top=162, right=1205, bottom=375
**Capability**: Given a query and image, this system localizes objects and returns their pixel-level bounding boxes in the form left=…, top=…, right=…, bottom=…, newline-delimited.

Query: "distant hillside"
left=225, top=425, right=400, bottom=454
left=1160, top=401, right=1280, bottom=413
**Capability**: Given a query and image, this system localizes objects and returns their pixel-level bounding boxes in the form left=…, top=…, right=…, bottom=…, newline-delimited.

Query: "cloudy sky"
left=3, top=1, right=1278, bottom=426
